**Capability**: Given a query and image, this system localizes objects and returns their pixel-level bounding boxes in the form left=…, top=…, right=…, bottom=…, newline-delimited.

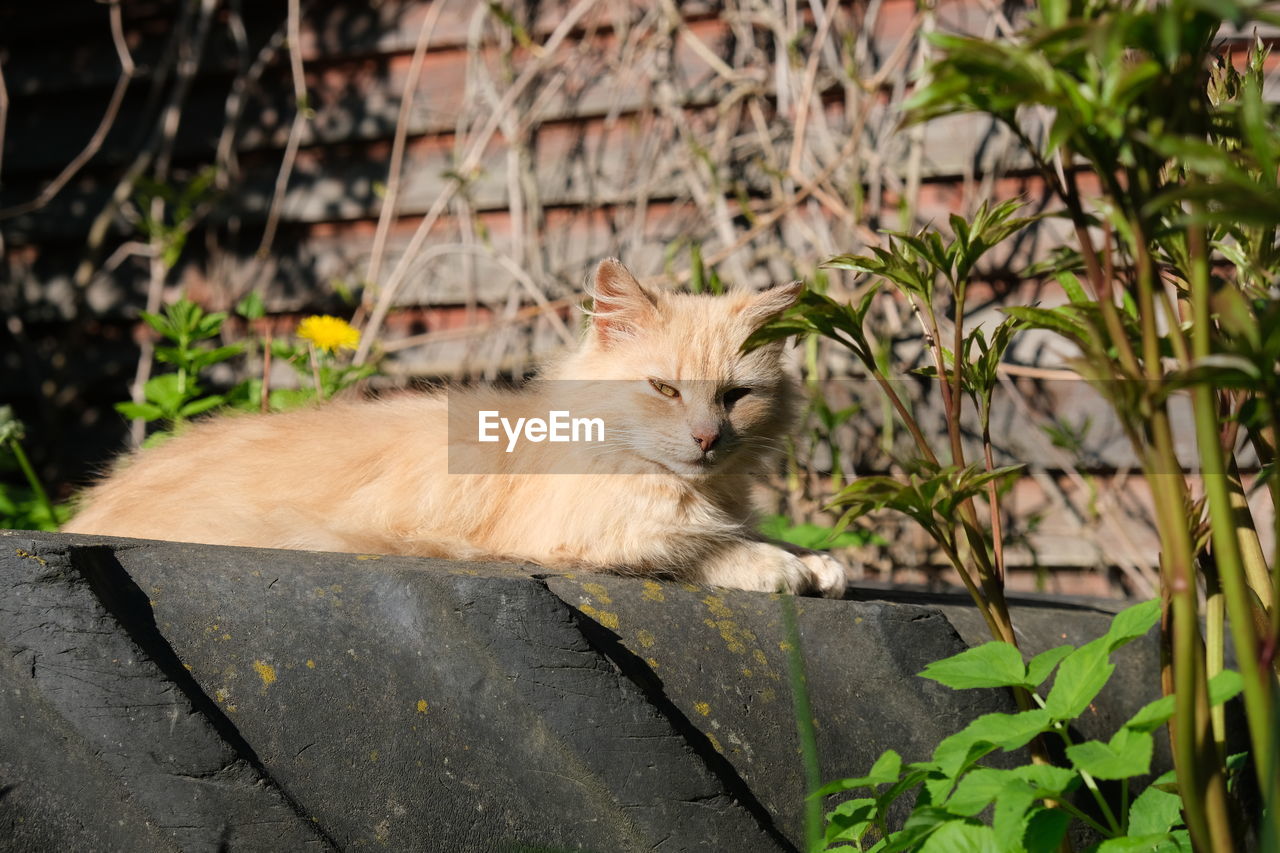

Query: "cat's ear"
left=739, top=280, right=804, bottom=330
left=587, top=258, right=660, bottom=345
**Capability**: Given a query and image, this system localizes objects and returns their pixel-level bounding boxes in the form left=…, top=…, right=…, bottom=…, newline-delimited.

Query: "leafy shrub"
left=816, top=601, right=1245, bottom=852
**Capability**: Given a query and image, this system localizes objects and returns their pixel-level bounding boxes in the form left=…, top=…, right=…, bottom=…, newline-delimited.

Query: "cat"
left=65, top=259, right=847, bottom=597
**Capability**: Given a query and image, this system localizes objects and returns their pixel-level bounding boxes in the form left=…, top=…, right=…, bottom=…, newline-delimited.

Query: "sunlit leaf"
left=918, top=642, right=1027, bottom=689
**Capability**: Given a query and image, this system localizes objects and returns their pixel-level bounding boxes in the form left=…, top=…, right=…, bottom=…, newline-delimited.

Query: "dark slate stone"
left=544, top=574, right=1016, bottom=844
left=0, top=531, right=1166, bottom=852
left=0, top=535, right=330, bottom=852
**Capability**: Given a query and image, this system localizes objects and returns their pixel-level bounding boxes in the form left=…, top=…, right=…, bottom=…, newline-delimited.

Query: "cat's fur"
left=65, top=259, right=846, bottom=596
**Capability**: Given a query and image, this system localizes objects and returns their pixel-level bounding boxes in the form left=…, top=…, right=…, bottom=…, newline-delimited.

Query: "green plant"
left=751, top=199, right=1035, bottom=652
left=118, top=297, right=378, bottom=441
left=897, top=0, right=1280, bottom=846
left=133, top=167, right=218, bottom=270
left=271, top=314, right=376, bottom=405
left=0, top=406, right=68, bottom=531
left=769, top=0, right=1279, bottom=847
left=116, top=298, right=246, bottom=441
left=760, top=514, right=884, bottom=551
left=814, top=600, right=1245, bottom=852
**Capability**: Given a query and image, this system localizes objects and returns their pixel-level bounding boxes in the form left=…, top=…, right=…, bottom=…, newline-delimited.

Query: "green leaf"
left=141, top=430, right=174, bottom=449
left=153, top=345, right=187, bottom=367
left=143, top=374, right=187, bottom=416
left=933, top=710, right=1052, bottom=779
left=813, top=750, right=903, bottom=797
left=114, top=401, right=164, bottom=421
left=944, top=769, right=1010, bottom=816
left=270, top=338, right=301, bottom=359
left=823, top=253, right=883, bottom=275
left=1208, top=669, right=1243, bottom=705
left=1127, top=784, right=1183, bottom=836
left=1123, top=695, right=1175, bottom=733
left=919, top=642, right=1028, bottom=689
left=759, top=517, right=878, bottom=550
left=1045, top=601, right=1158, bottom=721
left=1065, top=727, right=1154, bottom=780
left=1001, top=305, right=1093, bottom=346
left=879, top=805, right=952, bottom=852
left=177, top=395, right=225, bottom=418
left=1103, top=599, right=1160, bottom=651
left=161, top=236, right=185, bottom=270
left=1038, top=0, right=1067, bottom=29
left=825, top=797, right=878, bottom=846
left=1023, top=807, right=1071, bottom=853
left=1008, top=764, right=1078, bottom=797
left=268, top=388, right=316, bottom=412
left=140, top=310, right=175, bottom=340
left=1024, top=645, right=1073, bottom=687
left=190, top=344, right=247, bottom=371
left=917, top=820, right=1000, bottom=853
left=1213, top=287, right=1260, bottom=349
left=1043, top=638, right=1113, bottom=721
left=877, top=767, right=934, bottom=815
left=194, top=311, right=228, bottom=339
left=991, top=780, right=1037, bottom=852
left=1098, top=834, right=1188, bottom=853
left=1056, top=271, right=1089, bottom=306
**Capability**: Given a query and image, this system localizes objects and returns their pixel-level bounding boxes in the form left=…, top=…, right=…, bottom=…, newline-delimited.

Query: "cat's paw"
left=700, top=542, right=847, bottom=598
left=793, top=550, right=848, bottom=599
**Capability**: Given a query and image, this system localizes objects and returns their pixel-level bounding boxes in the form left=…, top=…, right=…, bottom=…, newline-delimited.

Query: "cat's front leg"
left=697, top=540, right=847, bottom=598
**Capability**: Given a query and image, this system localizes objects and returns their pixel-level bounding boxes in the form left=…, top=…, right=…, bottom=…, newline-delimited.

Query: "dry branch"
left=0, top=2, right=135, bottom=221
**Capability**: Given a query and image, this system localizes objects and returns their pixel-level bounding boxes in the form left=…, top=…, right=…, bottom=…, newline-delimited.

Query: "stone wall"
left=1, top=530, right=1166, bottom=851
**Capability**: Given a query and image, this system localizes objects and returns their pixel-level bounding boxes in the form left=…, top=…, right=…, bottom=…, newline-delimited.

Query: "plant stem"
left=982, top=417, right=1006, bottom=584
left=856, top=353, right=939, bottom=467
left=913, top=292, right=1009, bottom=622
left=1189, top=224, right=1277, bottom=832
left=935, top=533, right=1005, bottom=643
left=1045, top=716, right=1122, bottom=834
left=8, top=438, right=57, bottom=527
left=260, top=328, right=273, bottom=413
left=780, top=595, right=824, bottom=852
left=1032, top=143, right=1142, bottom=380
left=1077, top=768, right=1121, bottom=836
left=1051, top=798, right=1115, bottom=838
left=1225, top=457, right=1273, bottom=626
left=308, top=343, right=324, bottom=400
left=1204, top=559, right=1227, bottom=758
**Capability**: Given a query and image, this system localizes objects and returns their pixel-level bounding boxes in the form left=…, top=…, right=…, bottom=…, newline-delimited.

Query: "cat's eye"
left=649, top=379, right=680, bottom=399
left=722, top=387, right=752, bottom=406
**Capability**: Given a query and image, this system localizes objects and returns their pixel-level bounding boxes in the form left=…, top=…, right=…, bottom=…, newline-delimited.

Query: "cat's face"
left=565, top=259, right=800, bottom=477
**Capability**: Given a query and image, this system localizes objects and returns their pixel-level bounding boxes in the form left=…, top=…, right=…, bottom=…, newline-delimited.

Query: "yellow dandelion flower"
left=297, top=315, right=360, bottom=353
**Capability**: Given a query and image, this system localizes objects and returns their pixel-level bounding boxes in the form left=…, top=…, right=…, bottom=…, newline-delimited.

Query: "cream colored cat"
left=65, top=259, right=846, bottom=597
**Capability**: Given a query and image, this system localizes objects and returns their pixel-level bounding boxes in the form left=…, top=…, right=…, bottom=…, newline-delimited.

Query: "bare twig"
left=0, top=1, right=135, bottom=221
left=363, top=0, right=451, bottom=295
left=72, top=0, right=219, bottom=293
left=117, top=0, right=220, bottom=445
left=787, top=0, right=842, bottom=177
left=260, top=328, right=273, bottom=413
left=255, top=0, right=309, bottom=260
left=901, top=5, right=934, bottom=228
left=353, top=0, right=598, bottom=365
left=215, top=19, right=290, bottom=190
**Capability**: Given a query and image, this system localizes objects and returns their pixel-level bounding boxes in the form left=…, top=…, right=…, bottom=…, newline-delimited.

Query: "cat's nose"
left=692, top=429, right=720, bottom=453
